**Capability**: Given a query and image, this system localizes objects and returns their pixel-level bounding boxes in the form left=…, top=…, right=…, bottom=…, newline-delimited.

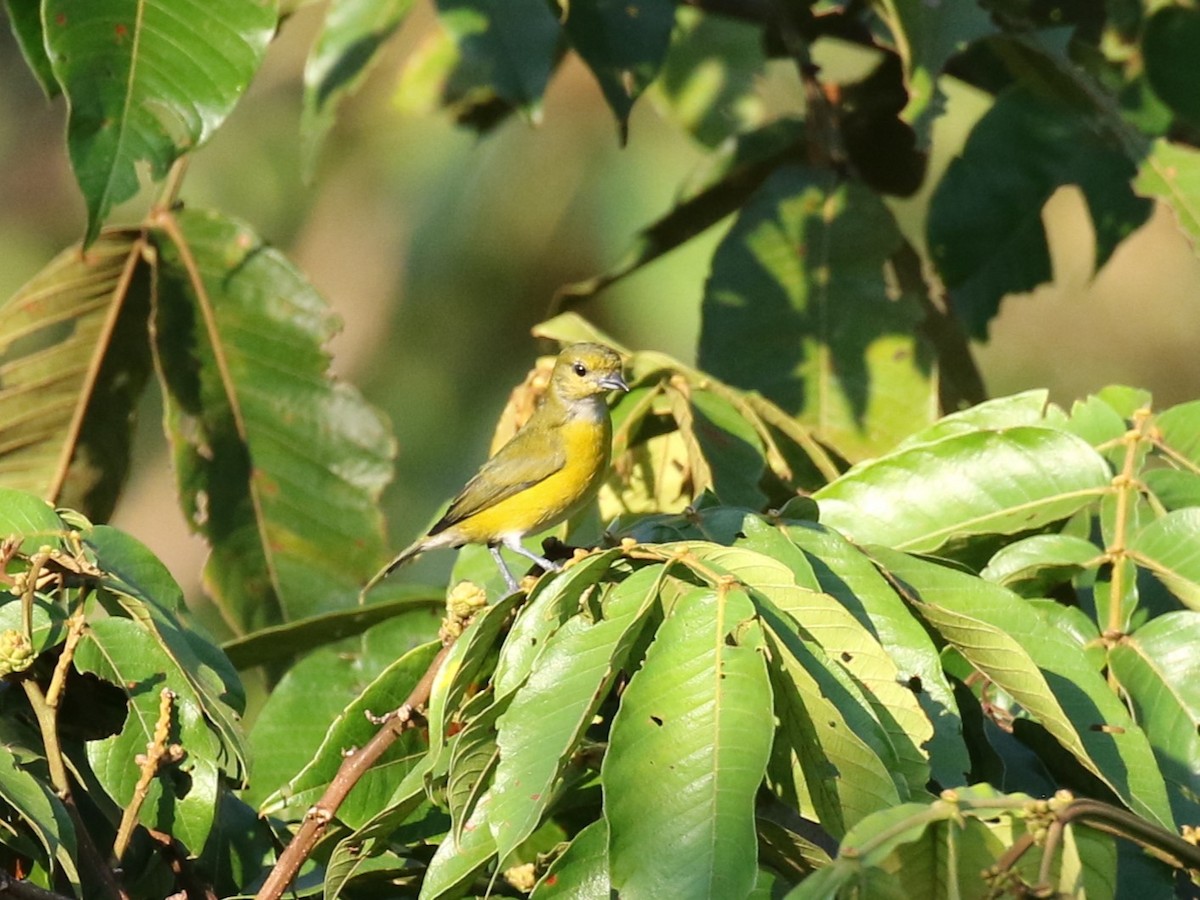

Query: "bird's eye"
left=572, top=362, right=587, bottom=377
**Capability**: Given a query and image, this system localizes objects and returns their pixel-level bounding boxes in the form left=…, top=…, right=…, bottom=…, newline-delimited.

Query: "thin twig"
left=45, top=610, right=87, bottom=709
left=113, top=688, right=182, bottom=862
left=254, top=641, right=456, bottom=900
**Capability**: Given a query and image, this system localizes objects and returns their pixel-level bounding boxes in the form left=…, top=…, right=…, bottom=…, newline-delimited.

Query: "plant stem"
left=254, top=641, right=455, bottom=900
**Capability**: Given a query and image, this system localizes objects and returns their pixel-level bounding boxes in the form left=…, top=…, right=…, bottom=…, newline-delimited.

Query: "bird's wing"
left=429, top=426, right=566, bottom=534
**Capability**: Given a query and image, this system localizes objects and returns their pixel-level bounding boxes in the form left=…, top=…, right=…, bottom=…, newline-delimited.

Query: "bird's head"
left=550, top=342, right=629, bottom=402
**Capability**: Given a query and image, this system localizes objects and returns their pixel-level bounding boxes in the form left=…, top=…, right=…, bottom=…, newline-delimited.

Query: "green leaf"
left=1154, top=398, right=1200, bottom=468
left=788, top=786, right=1058, bottom=899
left=814, top=427, right=1111, bottom=553
left=1144, top=6, right=1200, bottom=131
left=1109, top=611, right=1200, bottom=824
left=870, top=548, right=1176, bottom=829
left=763, top=615, right=904, bottom=838
left=44, top=0, right=277, bottom=243
left=419, top=788, right=497, bottom=900
left=980, top=534, right=1102, bottom=593
left=0, top=232, right=154, bottom=520
left=302, top=0, right=417, bottom=173
left=4, top=0, right=60, bottom=97
left=0, top=488, right=67, bottom=552
left=893, top=390, right=1052, bottom=451
left=688, top=388, right=767, bottom=508
left=871, top=0, right=995, bottom=138
left=781, top=521, right=968, bottom=788
left=1136, top=140, right=1200, bottom=251
left=488, top=565, right=659, bottom=859
left=649, top=7, right=765, bottom=147
left=1127, top=508, right=1200, bottom=609
left=531, top=818, right=608, bottom=898
left=256, top=639, right=440, bottom=826
left=221, top=586, right=442, bottom=669
left=693, top=535, right=933, bottom=797
left=84, top=524, right=248, bottom=774
left=74, top=617, right=227, bottom=851
left=928, top=86, right=1152, bottom=337
left=604, top=587, right=773, bottom=899
left=0, top=743, right=79, bottom=893
left=426, top=592, right=523, bottom=765
left=152, top=210, right=394, bottom=633
left=699, top=166, right=936, bottom=461
left=1143, top=469, right=1200, bottom=512
left=561, top=0, right=674, bottom=134
left=491, top=549, right=623, bottom=698
left=446, top=693, right=502, bottom=839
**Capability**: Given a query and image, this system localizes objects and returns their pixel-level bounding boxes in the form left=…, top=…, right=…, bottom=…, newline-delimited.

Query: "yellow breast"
left=455, top=416, right=611, bottom=542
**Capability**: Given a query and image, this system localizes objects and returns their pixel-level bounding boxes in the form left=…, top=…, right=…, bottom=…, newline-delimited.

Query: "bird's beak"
left=600, top=373, right=630, bottom=392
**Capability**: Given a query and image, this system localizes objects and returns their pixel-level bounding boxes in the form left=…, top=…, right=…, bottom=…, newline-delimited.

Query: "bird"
left=363, top=342, right=629, bottom=595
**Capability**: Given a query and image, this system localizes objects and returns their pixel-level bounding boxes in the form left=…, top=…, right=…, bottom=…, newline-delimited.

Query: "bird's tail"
left=359, top=540, right=425, bottom=601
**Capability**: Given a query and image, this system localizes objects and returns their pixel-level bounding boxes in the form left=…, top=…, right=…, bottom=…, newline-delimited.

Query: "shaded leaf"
left=928, top=86, right=1152, bottom=337
left=302, top=0, right=417, bottom=172
left=398, top=0, right=561, bottom=132
left=1143, top=6, right=1200, bottom=131
left=1127, top=508, right=1200, bottom=609
left=0, top=743, right=79, bottom=893
left=4, top=0, right=60, bottom=97
left=699, top=165, right=936, bottom=461
left=604, top=587, right=773, bottom=899
left=151, top=209, right=394, bottom=633
left=44, top=0, right=276, bottom=242
left=980, top=534, right=1102, bottom=593
left=221, top=585, right=442, bottom=669
left=0, top=232, right=153, bottom=520
left=561, top=0, right=674, bottom=134
left=815, top=427, right=1111, bottom=553
left=649, top=7, right=766, bottom=147
left=871, top=0, right=995, bottom=138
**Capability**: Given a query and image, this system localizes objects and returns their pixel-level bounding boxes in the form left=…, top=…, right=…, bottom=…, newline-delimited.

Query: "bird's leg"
left=501, top=535, right=564, bottom=575
left=489, top=544, right=521, bottom=594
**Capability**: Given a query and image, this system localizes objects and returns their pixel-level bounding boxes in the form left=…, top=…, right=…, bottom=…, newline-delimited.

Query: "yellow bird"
left=364, top=342, right=629, bottom=595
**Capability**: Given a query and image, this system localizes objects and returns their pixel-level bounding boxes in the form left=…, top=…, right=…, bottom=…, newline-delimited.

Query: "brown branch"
left=254, top=641, right=456, bottom=900
left=0, top=872, right=74, bottom=900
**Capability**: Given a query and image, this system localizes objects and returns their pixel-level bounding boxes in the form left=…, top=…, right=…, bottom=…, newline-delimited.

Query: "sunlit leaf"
left=815, top=427, right=1111, bottom=553
left=1136, top=140, right=1200, bottom=252
left=1109, top=611, right=1200, bottom=824
left=75, top=617, right=227, bottom=851
left=44, top=0, right=276, bottom=242
left=699, top=166, right=936, bottom=461
left=1127, top=508, right=1200, bottom=609
left=871, top=548, right=1175, bottom=830
left=531, top=818, right=608, bottom=898
left=151, top=209, right=394, bottom=633
left=256, top=640, right=440, bottom=826
left=604, top=587, right=773, bottom=898
left=0, top=232, right=153, bottom=520
left=488, top=566, right=658, bottom=859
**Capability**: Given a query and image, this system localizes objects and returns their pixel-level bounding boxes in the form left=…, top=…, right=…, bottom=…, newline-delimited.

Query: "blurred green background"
left=3, top=4, right=1200, bottom=620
